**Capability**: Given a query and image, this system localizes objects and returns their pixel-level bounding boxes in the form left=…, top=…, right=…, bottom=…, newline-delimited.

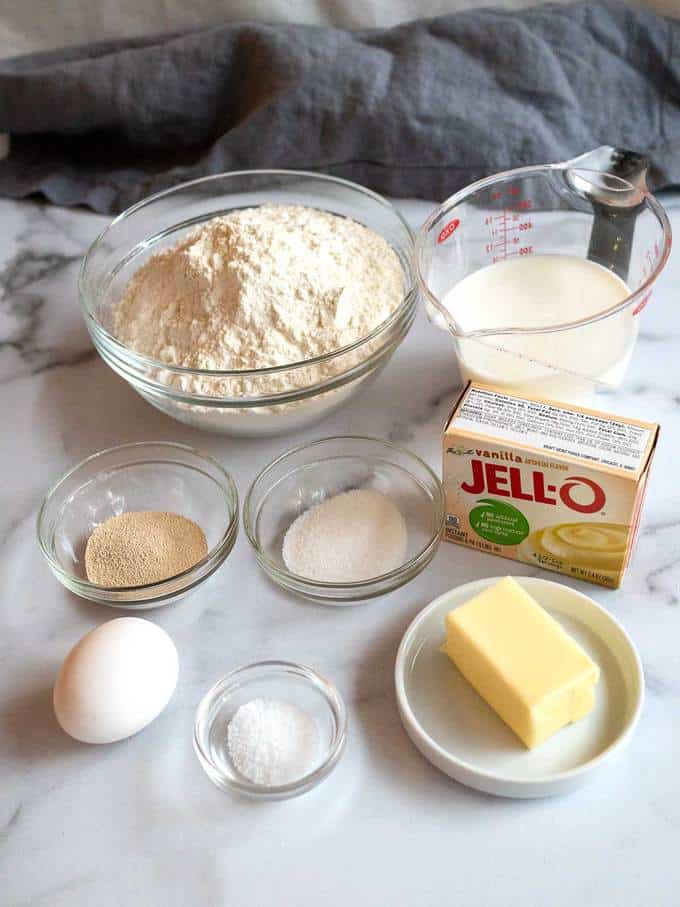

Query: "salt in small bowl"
left=193, top=661, right=347, bottom=800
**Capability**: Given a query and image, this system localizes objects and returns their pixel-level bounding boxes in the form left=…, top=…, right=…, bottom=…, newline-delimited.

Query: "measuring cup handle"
left=564, top=146, right=649, bottom=280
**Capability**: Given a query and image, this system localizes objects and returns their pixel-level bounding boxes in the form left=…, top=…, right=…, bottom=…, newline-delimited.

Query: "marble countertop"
left=1, top=195, right=679, bottom=907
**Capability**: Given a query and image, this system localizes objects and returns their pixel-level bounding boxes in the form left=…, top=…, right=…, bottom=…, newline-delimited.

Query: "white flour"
left=114, top=205, right=404, bottom=398
left=282, top=488, right=408, bottom=583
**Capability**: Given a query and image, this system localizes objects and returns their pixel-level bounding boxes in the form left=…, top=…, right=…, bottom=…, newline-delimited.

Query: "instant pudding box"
left=443, top=383, right=659, bottom=589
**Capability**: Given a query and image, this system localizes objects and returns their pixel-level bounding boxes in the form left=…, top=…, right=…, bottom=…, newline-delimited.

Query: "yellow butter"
left=441, top=577, right=599, bottom=749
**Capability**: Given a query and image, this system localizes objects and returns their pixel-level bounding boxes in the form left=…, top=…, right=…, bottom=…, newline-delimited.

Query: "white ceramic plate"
left=395, top=576, right=643, bottom=798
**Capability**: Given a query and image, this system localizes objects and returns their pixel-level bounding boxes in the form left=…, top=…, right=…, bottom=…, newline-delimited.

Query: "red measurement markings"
left=437, top=218, right=460, bottom=244
left=633, top=292, right=652, bottom=316
left=484, top=189, right=536, bottom=263
left=634, top=243, right=661, bottom=314
left=640, top=248, right=655, bottom=281
left=487, top=206, right=535, bottom=261
left=500, top=222, right=532, bottom=234
left=493, top=210, right=509, bottom=261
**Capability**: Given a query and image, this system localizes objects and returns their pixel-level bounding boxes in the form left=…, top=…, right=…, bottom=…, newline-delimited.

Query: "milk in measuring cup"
left=442, top=254, right=634, bottom=405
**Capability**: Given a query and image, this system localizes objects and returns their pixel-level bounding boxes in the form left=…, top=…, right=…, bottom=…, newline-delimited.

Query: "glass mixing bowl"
left=243, top=436, right=445, bottom=604
left=79, top=171, right=416, bottom=437
left=37, top=442, right=239, bottom=609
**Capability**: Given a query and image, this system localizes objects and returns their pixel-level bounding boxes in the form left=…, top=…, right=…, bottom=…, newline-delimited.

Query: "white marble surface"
left=1, top=195, right=679, bottom=907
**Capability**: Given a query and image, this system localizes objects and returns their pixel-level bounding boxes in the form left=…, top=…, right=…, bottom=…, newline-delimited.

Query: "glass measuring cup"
left=416, top=147, right=672, bottom=405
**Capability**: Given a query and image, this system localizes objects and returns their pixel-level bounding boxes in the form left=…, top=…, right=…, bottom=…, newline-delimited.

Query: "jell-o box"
left=443, top=383, right=659, bottom=588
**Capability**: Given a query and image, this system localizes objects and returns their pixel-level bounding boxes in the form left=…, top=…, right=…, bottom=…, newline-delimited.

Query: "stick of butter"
left=441, top=577, right=600, bottom=748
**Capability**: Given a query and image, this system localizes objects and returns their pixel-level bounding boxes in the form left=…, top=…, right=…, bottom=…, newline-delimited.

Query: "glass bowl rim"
left=36, top=440, right=239, bottom=597
left=193, top=659, right=348, bottom=797
left=243, top=435, right=446, bottom=591
left=79, top=168, right=417, bottom=379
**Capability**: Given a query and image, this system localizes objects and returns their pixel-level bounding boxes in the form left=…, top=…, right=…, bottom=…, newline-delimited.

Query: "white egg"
left=53, top=617, right=179, bottom=744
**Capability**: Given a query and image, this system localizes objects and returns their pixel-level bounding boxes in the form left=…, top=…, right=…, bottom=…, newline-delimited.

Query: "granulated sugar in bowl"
left=244, top=437, right=445, bottom=604
left=282, top=488, right=408, bottom=583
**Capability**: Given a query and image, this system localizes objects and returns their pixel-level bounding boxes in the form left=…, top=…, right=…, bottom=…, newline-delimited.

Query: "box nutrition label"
left=451, top=385, right=655, bottom=474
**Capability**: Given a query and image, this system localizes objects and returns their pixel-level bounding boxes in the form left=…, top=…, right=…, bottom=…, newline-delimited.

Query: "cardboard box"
left=443, top=383, right=659, bottom=588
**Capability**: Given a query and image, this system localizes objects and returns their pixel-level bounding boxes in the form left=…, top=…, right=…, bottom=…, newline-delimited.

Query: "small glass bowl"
left=243, top=436, right=445, bottom=604
left=194, top=661, right=347, bottom=800
left=37, top=442, right=238, bottom=609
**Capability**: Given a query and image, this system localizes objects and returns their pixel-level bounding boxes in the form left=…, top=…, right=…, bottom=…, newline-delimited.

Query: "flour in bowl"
left=114, top=205, right=405, bottom=398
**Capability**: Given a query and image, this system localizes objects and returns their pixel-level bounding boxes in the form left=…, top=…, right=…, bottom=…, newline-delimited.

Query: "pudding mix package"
left=443, top=383, right=659, bottom=588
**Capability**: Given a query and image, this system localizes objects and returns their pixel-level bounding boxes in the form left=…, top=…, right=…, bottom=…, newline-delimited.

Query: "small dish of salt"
left=243, top=436, right=446, bottom=604
left=227, top=698, right=320, bottom=787
left=194, top=661, right=347, bottom=799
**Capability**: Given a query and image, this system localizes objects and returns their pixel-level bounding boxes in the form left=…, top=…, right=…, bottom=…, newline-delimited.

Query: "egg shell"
left=53, top=617, right=179, bottom=744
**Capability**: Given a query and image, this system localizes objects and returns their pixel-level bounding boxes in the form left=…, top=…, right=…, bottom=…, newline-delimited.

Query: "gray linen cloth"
left=0, top=0, right=677, bottom=213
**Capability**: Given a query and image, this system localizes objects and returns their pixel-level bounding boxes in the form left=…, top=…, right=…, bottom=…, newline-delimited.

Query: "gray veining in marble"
left=1, top=195, right=679, bottom=906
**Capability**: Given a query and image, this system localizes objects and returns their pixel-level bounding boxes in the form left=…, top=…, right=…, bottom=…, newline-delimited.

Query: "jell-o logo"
left=459, top=460, right=606, bottom=514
